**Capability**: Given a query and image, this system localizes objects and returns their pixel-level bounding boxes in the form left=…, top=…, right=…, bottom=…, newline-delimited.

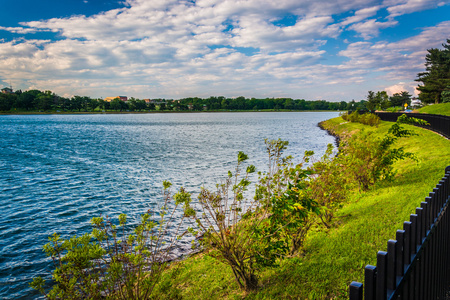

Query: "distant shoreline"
left=0, top=110, right=341, bottom=115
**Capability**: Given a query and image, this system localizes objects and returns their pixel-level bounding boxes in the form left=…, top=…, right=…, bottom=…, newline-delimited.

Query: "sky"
left=0, top=0, right=449, bottom=101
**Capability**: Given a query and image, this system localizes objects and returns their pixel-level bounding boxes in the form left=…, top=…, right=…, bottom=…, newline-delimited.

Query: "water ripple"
left=0, top=112, right=338, bottom=299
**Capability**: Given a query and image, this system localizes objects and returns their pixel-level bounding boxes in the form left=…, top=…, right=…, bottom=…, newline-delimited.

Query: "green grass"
left=154, top=117, right=450, bottom=299
left=417, top=102, right=450, bottom=116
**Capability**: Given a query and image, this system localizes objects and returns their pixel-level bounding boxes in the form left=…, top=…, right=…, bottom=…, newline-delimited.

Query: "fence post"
left=396, top=230, right=405, bottom=277
left=403, top=221, right=412, bottom=266
left=410, top=214, right=417, bottom=254
left=349, top=282, right=363, bottom=300
left=365, top=265, right=377, bottom=300
left=387, top=240, right=397, bottom=291
left=376, top=251, right=388, bottom=300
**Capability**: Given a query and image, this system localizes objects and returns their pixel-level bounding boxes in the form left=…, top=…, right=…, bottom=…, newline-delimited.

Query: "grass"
left=154, top=117, right=450, bottom=299
left=417, top=102, right=450, bottom=116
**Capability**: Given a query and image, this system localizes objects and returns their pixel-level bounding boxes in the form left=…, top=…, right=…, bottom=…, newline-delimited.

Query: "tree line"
left=0, top=91, right=354, bottom=112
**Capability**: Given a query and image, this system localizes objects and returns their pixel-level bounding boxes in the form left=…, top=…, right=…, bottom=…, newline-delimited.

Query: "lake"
left=0, top=112, right=338, bottom=299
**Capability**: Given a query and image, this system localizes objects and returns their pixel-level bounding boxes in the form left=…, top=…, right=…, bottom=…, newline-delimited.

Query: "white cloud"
left=386, top=0, right=449, bottom=17
left=0, top=0, right=448, bottom=101
left=340, top=6, right=381, bottom=26
left=349, top=19, right=398, bottom=39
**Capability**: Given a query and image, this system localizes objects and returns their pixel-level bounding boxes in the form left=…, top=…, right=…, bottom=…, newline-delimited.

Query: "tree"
left=89, top=98, right=99, bottom=111
left=390, top=91, right=411, bottom=107
left=0, top=93, right=14, bottom=111
left=339, top=101, right=348, bottom=110
left=36, top=91, right=54, bottom=111
left=98, top=99, right=106, bottom=111
left=442, top=87, right=450, bottom=103
left=416, top=39, right=450, bottom=104
left=17, top=90, right=40, bottom=110
left=110, top=98, right=122, bottom=111
left=365, top=91, right=378, bottom=111
left=376, top=91, right=390, bottom=110
left=70, top=96, right=83, bottom=112
left=135, top=100, right=147, bottom=111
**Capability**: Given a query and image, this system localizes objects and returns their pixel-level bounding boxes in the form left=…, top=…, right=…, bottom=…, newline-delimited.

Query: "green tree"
left=70, top=96, right=83, bottom=112
left=89, top=98, right=99, bottom=111
left=0, top=93, right=14, bottom=111
left=376, top=91, right=390, bottom=110
left=416, top=39, right=450, bottom=104
left=18, top=90, right=40, bottom=110
left=36, top=91, right=54, bottom=111
left=390, top=91, right=411, bottom=107
left=365, top=91, right=378, bottom=111
left=110, top=98, right=121, bottom=111
left=441, top=87, right=450, bottom=103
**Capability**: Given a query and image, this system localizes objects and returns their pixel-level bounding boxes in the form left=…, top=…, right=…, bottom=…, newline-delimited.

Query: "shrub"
left=342, top=111, right=380, bottom=127
left=336, top=114, right=427, bottom=190
left=359, top=113, right=381, bottom=127
left=188, top=140, right=321, bottom=290
left=347, top=111, right=360, bottom=123
left=30, top=182, right=194, bottom=299
left=308, top=144, right=350, bottom=227
left=254, top=139, right=320, bottom=256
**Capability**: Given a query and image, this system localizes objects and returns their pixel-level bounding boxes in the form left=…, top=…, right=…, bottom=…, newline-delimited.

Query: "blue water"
left=0, top=112, right=338, bottom=299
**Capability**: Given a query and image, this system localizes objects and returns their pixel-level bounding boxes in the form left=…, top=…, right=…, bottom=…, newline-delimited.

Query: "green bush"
left=336, top=114, right=427, bottom=190
left=30, top=182, right=194, bottom=299
left=344, top=112, right=380, bottom=126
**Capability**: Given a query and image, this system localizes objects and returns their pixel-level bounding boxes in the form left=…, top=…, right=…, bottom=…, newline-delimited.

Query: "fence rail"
left=374, top=112, right=450, bottom=140
left=349, top=166, right=450, bottom=300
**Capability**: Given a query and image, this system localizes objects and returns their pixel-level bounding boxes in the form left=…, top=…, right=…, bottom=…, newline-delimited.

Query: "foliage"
left=386, top=106, right=403, bottom=112
left=341, top=111, right=380, bottom=127
left=307, top=144, right=350, bottom=227
left=336, top=114, right=427, bottom=190
left=188, top=140, right=321, bottom=290
left=365, top=91, right=390, bottom=111
left=0, top=87, right=380, bottom=113
left=390, top=91, right=412, bottom=107
left=442, top=87, right=450, bottom=103
left=416, top=39, right=450, bottom=104
left=254, top=139, right=320, bottom=256
left=30, top=182, right=194, bottom=299
left=187, top=150, right=262, bottom=291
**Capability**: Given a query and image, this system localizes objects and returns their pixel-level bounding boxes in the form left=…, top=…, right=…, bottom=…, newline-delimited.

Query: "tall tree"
left=416, top=39, right=450, bottom=104
left=390, top=91, right=411, bottom=107
left=365, top=91, right=378, bottom=111
left=376, top=91, right=390, bottom=110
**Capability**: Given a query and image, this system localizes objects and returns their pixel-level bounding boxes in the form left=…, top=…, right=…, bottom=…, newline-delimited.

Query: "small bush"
left=359, top=113, right=380, bottom=126
left=30, top=182, right=194, bottom=299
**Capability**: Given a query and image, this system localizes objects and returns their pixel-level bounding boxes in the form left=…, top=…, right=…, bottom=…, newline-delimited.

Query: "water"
left=0, top=112, right=338, bottom=299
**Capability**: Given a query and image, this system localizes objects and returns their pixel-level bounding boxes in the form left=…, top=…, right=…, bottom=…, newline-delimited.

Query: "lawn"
left=417, top=102, right=450, bottom=116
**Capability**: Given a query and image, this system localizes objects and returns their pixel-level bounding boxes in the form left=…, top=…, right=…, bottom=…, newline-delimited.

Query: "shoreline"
left=0, top=110, right=340, bottom=115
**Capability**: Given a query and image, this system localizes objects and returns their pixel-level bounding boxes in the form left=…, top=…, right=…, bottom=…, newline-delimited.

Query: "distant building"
left=104, top=96, right=128, bottom=102
left=1, top=87, right=13, bottom=94
left=411, top=98, right=422, bottom=107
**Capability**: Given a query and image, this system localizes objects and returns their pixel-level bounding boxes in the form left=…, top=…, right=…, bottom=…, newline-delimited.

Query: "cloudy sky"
left=0, top=0, right=449, bottom=101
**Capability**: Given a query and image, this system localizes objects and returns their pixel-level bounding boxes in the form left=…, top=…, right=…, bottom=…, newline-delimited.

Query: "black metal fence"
left=374, top=112, right=450, bottom=140
left=349, top=166, right=450, bottom=300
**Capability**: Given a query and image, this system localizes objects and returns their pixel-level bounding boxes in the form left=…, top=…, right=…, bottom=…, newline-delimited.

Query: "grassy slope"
left=155, top=117, right=450, bottom=299
left=417, top=102, right=450, bottom=116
